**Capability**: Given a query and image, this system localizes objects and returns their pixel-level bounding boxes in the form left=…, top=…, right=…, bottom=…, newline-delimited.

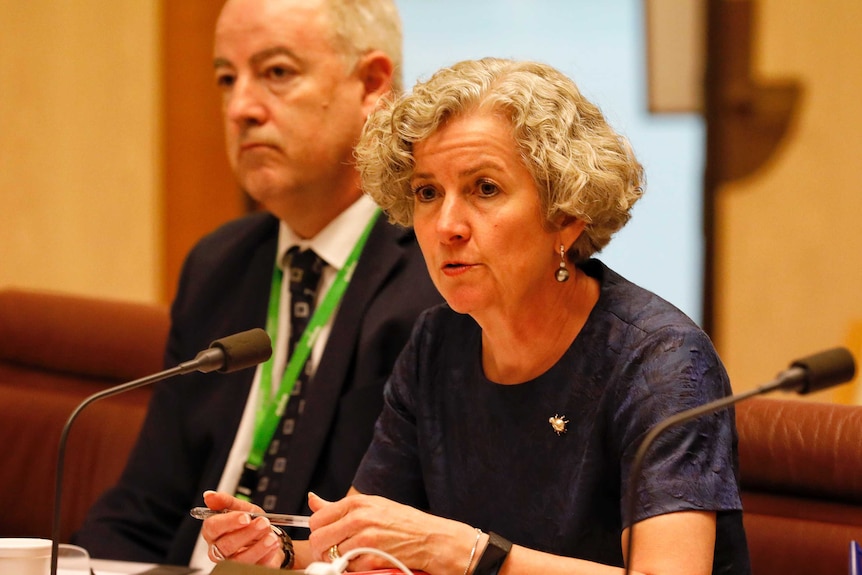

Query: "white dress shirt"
left=190, top=195, right=379, bottom=569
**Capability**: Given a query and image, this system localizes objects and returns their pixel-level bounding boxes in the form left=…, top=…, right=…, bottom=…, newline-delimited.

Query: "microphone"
left=50, top=328, right=272, bottom=575
left=622, top=347, right=856, bottom=575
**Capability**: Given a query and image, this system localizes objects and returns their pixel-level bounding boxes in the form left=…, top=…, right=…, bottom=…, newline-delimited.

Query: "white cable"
left=304, top=546, right=414, bottom=575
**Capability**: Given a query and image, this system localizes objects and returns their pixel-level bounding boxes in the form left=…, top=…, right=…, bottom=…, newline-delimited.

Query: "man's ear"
left=355, top=50, right=395, bottom=114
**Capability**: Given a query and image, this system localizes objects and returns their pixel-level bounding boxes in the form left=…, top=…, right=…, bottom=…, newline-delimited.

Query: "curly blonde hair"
left=356, top=57, right=645, bottom=262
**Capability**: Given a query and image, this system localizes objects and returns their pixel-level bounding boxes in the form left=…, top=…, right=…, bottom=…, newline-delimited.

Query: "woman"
left=200, top=58, right=750, bottom=574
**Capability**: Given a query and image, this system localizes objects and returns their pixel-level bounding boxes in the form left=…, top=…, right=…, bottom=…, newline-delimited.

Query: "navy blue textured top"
left=354, top=260, right=750, bottom=573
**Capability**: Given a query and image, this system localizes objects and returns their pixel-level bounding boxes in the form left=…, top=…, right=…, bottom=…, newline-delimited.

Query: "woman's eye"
left=477, top=180, right=499, bottom=197
left=412, top=185, right=438, bottom=202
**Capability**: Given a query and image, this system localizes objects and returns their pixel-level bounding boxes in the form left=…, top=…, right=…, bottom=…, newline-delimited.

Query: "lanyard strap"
left=246, top=209, right=380, bottom=469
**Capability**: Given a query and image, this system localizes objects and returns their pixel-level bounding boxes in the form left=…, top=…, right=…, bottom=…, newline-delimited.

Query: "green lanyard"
left=246, top=209, right=380, bottom=471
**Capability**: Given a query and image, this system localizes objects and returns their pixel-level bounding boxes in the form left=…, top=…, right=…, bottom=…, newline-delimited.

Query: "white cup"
left=0, top=537, right=51, bottom=575
left=57, top=543, right=90, bottom=574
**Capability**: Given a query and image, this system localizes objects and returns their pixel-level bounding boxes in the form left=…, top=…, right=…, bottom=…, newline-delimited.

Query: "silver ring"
left=328, top=544, right=341, bottom=561
left=211, top=542, right=226, bottom=562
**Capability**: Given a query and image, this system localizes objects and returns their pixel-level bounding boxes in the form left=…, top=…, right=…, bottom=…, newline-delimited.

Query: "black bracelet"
left=472, top=531, right=512, bottom=575
left=272, top=526, right=295, bottom=570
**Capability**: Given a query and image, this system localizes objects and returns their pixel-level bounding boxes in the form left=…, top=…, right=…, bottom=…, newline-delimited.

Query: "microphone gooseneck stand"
left=49, top=328, right=271, bottom=575
left=622, top=347, right=856, bottom=575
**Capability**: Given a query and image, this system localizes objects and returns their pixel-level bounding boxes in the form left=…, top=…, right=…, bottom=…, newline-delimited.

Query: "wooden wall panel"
left=161, top=2, right=247, bottom=302
left=0, top=1, right=161, bottom=302
left=710, top=0, right=862, bottom=398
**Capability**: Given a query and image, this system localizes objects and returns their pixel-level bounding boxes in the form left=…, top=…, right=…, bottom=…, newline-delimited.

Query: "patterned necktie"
left=252, top=247, right=325, bottom=511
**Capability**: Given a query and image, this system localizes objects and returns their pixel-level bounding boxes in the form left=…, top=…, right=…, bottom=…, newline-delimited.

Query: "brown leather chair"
left=738, top=397, right=862, bottom=574
left=0, top=288, right=169, bottom=542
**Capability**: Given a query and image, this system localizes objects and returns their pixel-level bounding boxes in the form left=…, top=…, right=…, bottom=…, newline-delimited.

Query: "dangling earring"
left=555, top=244, right=570, bottom=282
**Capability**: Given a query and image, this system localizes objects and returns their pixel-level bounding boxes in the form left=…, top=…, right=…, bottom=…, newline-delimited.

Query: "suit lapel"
left=279, top=218, right=411, bottom=511
left=201, top=215, right=280, bottom=491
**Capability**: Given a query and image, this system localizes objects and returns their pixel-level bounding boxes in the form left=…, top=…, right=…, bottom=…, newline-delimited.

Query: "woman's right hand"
left=199, top=490, right=285, bottom=568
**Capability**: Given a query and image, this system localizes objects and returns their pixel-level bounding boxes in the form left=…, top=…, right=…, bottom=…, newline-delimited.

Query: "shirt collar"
left=276, top=194, right=379, bottom=272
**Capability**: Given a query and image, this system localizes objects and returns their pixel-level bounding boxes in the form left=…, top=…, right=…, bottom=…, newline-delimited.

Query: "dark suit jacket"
left=73, top=212, right=441, bottom=565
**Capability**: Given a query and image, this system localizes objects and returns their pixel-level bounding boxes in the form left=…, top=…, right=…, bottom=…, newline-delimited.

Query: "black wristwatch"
left=473, top=531, right=512, bottom=575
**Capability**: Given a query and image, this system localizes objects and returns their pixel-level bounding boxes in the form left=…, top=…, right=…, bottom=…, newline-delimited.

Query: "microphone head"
left=789, top=346, right=856, bottom=394
left=209, top=328, right=272, bottom=373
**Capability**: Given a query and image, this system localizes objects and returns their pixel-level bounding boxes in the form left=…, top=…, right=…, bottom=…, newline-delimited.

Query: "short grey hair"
left=325, top=0, right=404, bottom=93
left=356, top=58, right=645, bottom=262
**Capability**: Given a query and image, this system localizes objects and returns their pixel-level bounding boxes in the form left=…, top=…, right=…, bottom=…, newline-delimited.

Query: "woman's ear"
left=558, top=215, right=587, bottom=249
left=355, top=50, right=395, bottom=114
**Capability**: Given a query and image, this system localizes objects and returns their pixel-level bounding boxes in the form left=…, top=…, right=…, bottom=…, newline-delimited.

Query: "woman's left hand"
left=308, top=489, right=477, bottom=573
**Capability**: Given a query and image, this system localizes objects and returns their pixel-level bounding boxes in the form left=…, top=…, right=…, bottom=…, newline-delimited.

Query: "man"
left=73, top=0, right=440, bottom=568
